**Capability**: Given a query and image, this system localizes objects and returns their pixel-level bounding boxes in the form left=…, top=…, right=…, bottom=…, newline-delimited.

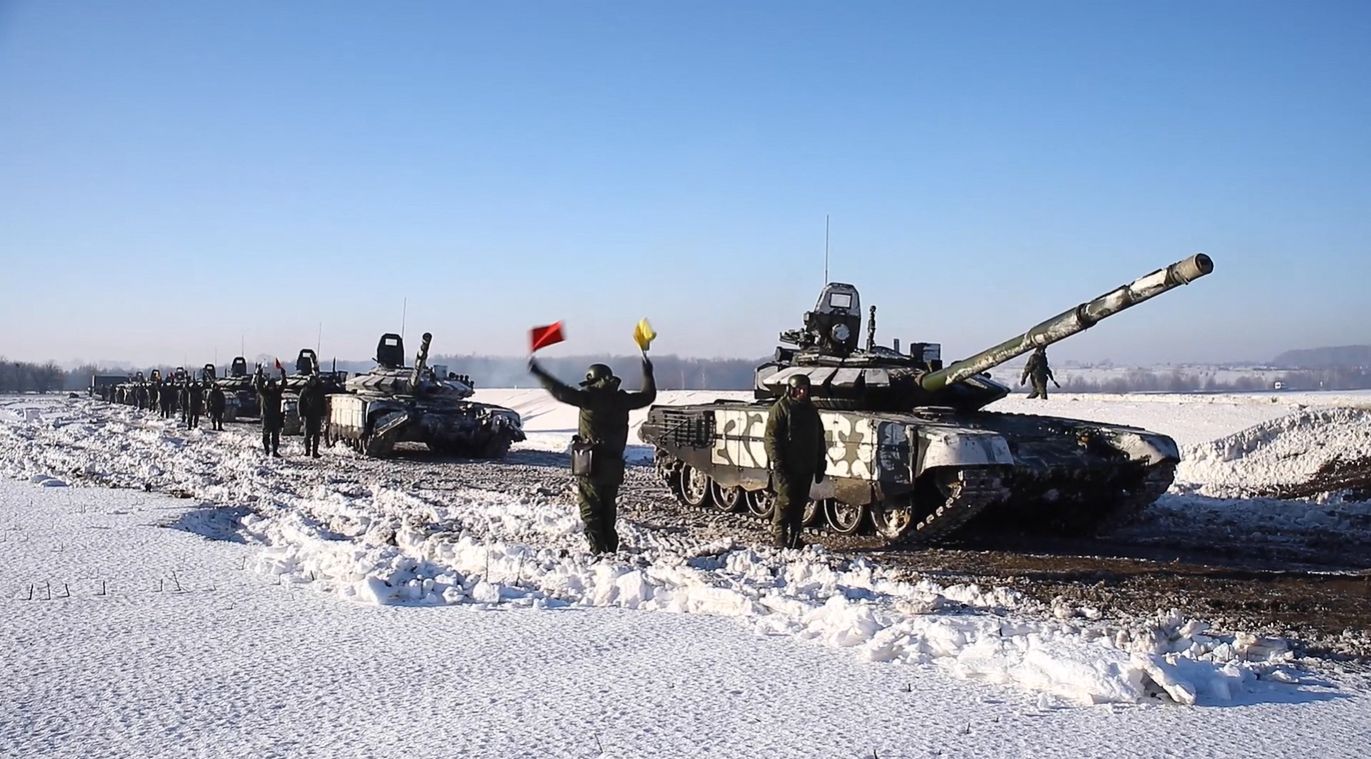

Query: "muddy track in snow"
left=405, top=448, right=1371, bottom=661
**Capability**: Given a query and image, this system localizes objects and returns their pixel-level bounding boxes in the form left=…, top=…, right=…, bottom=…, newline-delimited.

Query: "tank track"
left=905, top=469, right=1010, bottom=545
left=1090, top=462, right=1177, bottom=534
left=655, top=454, right=1009, bottom=546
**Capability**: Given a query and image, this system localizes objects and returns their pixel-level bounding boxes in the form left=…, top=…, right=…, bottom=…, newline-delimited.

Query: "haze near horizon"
left=1, top=1, right=1367, bottom=368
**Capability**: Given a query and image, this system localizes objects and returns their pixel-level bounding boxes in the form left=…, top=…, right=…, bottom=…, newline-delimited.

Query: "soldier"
left=207, top=382, right=227, bottom=431
left=297, top=373, right=327, bottom=458
left=186, top=379, right=204, bottom=430
left=764, top=374, right=827, bottom=550
left=159, top=380, right=174, bottom=418
left=253, top=364, right=287, bottom=457
left=528, top=357, right=657, bottom=554
left=1021, top=346, right=1059, bottom=399
left=179, top=381, right=191, bottom=425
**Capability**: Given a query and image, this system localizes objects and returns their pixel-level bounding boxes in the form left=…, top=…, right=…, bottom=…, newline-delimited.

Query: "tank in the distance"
left=640, top=254, right=1214, bottom=545
left=324, top=331, right=525, bottom=458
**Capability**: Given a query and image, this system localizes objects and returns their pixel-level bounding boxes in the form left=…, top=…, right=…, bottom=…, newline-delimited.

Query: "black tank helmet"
left=786, top=373, right=812, bottom=390
left=580, top=363, right=615, bottom=387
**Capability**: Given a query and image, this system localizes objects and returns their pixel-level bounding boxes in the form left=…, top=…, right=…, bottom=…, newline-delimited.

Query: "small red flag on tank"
left=529, top=322, right=566, bottom=353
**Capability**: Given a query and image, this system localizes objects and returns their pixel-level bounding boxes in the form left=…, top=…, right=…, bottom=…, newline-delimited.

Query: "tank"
left=640, top=254, right=1214, bottom=544
left=215, top=357, right=259, bottom=418
left=324, top=331, right=525, bottom=458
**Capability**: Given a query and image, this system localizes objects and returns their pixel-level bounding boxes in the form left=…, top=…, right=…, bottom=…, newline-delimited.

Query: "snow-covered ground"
left=3, top=392, right=1371, bottom=757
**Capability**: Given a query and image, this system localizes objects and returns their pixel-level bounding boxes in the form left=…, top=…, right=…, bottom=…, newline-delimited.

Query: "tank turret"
left=756, top=254, right=1214, bottom=411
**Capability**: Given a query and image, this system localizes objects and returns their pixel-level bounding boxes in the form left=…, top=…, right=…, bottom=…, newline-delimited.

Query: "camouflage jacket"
left=1022, top=352, right=1054, bottom=382
left=531, top=360, right=657, bottom=457
left=764, top=395, right=825, bottom=476
left=254, top=371, right=287, bottom=425
left=298, top=380, right=327, bottom=420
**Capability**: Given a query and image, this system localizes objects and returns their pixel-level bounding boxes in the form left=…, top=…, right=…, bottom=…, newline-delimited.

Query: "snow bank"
left=1178, top=407, right=1371, bottom=499
left=0, top=395, right=1310, bottom=707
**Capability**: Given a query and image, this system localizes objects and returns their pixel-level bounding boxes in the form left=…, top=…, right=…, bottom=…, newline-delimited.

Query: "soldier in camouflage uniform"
left=254, top=365, right=287, bottom=457
left=528, top=357, right=657, bottom=554
left=1021, top=346, right=1057, bottom=399
left=185, top=379, right=204, bottom=430
left=764, top=374, right=827, bottom=550
left=297, top=373, right=327, bottom=458
left=207, top=383, right=227, bottom=431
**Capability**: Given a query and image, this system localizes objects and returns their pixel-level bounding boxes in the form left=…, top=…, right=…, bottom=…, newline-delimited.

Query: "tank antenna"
left=823, top=214, right=830, bottom=285
left=867, top=305, right=877, bottom=351
left=317, top=321, right=322, bottom=353
left=401, top=298, right=407, bottom=343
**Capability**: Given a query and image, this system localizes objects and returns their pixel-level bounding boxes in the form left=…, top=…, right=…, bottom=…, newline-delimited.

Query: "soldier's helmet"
left=787, top=374, right=812, bottom=391
left=580, top=363, right=615, bottom=387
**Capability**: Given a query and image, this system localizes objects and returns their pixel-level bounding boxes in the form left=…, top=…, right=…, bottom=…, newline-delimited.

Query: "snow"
left=3, top=393, right=1371, bottom=756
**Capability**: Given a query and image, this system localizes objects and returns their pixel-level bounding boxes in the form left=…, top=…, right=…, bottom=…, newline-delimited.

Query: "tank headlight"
left=831, top=323, right=851, bottom=343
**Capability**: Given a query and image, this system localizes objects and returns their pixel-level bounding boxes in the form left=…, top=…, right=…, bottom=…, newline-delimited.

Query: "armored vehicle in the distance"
left=640, top=254, right=1214, bottom=545
left=324, top=332, right=524, bottom=458
left=215, top=357, right=258, bottom=419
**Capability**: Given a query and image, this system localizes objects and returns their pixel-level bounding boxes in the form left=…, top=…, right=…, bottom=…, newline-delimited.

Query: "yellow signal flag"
left=632, top=318, right=658, bottom=351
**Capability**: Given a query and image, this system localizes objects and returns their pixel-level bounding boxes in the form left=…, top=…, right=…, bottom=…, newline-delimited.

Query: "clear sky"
left=2, top=1, right=1368, bottom=368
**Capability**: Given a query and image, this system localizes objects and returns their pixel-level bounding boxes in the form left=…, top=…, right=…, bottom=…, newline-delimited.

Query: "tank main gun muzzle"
left=919, top=254, right=1215, bottom=392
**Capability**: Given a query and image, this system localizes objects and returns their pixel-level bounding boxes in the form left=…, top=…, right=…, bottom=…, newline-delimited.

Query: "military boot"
left=771, top=524, right=789, bottom=549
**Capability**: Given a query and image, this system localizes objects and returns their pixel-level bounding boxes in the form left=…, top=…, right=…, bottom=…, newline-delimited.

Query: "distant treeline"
left=428, top=354, right=762, bottom=391
left=9, top=354, right=1371, bottom=396
left=0, top=358, right=123, bottom=393
left=1057, top=366, right=1371, bottom=393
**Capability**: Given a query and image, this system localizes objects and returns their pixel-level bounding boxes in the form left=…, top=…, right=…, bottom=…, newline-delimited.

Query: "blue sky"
left=1, top=1, right=1367, bottom=367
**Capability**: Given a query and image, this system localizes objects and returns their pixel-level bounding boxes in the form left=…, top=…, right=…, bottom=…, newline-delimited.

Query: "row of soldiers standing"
left=107, top=376, right=228, bottom=431
left=249, top=364, right=326, bottom=458
left=103, top=360, right=328, bottom=458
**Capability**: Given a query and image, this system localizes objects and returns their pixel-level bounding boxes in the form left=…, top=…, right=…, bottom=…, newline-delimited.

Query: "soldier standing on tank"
left=1021, top=346, right=1059, bottom=399
left=254, top=364, right=287, bottom=457
left=186, top=379, right=205, bottom=430
left=528, top=356, right=657, bottom=554
left=297, top=372, right=327, bottom=458
left=207, top=382, right=227, bottom=431
left=764, top=374, right=828, bottom=550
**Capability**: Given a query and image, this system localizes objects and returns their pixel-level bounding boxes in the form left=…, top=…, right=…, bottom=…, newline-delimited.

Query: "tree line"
left=1055, top=366, right=1371, bottom=393
left=0, top=358, right=117, bottom=393
left=7, top=354, right=1371, bottom=395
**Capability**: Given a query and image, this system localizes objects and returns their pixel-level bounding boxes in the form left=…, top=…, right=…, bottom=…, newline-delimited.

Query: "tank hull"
left=324, top=394, right=524, bottom=458
left=641, top=401, right=1178, bottom=544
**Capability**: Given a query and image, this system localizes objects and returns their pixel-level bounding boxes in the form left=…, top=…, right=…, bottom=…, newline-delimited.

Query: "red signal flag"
left=530, top=322, right=566, bottom=353
left=274, top=357, right=283, bottom=371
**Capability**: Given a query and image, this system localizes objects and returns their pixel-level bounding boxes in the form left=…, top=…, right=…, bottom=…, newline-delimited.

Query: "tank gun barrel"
left=410, top=332, right=433, bottom=387
left=919, top=254, right=1214, bottom=392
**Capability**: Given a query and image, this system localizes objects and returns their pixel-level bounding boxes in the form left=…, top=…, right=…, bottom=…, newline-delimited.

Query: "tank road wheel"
left=711, top=482, right=745, bottom=513
left=824, top=500, right=867, bottom=535
left=870, top=501, right=915, bottom=540
left=678, top=465, right=714, bottom=509
left=801, top=498, right=824, bottom=527
left=746, top=490, right=776, bottom=519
